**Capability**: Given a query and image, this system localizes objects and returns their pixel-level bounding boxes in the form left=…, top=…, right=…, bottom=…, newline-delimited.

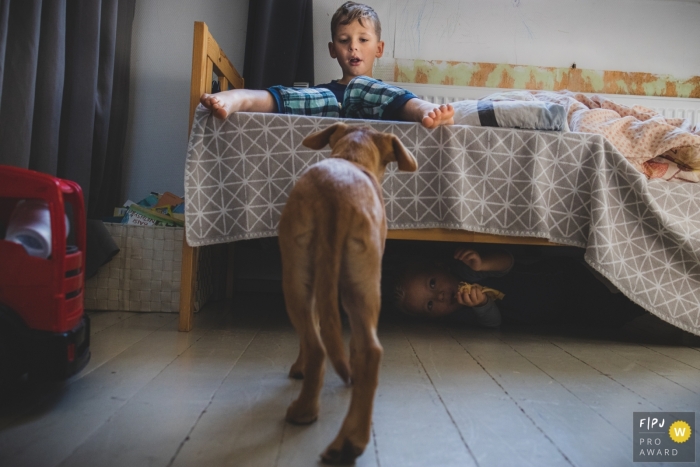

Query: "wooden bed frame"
left=179, top=22, right=557, bottom=331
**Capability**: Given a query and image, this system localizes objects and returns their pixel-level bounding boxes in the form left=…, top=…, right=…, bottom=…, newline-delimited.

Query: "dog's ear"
left=302, top=123, right=349, bottom=150
left=383, top=134, right=417, bottom=172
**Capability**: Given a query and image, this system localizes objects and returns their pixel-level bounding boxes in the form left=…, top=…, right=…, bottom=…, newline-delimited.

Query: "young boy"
left=393, top=246, right=513, bottom=328
left=200, top=2, right=454, bottom=129
left=392, top=245, right=646, bottom=329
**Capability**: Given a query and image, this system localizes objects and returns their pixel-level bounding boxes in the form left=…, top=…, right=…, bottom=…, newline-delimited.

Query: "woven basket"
left=84, top=223, right=223, bottom=312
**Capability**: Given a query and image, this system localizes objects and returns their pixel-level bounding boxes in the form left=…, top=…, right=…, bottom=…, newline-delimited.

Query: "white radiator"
left=393, top=82, right=700, bottom=125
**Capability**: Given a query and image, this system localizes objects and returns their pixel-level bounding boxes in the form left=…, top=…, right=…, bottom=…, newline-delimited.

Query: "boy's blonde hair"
left=331, top=2, right=382, bottom=40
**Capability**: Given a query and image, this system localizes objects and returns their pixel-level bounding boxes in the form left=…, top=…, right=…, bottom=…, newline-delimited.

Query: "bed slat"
left=387, top=229, right=558, bottom=246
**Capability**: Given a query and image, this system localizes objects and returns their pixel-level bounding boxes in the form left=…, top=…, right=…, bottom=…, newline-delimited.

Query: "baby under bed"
left=180, top=22, right=700, bottom=338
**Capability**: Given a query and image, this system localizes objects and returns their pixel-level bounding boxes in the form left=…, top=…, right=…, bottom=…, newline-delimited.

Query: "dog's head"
left=302, top=123, right=417, bottom=179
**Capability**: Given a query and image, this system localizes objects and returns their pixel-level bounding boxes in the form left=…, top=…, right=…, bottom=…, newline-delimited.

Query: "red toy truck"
left=0, top=165, right=90, bottom=383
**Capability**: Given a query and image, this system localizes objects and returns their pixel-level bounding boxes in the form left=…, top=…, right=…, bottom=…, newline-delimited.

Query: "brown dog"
left=278, top=123, right=417, bottom=464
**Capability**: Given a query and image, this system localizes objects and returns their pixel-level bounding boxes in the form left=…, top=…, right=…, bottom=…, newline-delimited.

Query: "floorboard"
left=641, top=343, right=700, bottom=371
left=400, top=323, right=571, bottom=467
left=603, top=341, right=700, bottom=395
left=496, top=331, right=647, bottom=441
left=372, top=324, right=479, bottom=467
left=0, top=316, right=204, bottom=467
left=548, top=336, right=699, bottom=413
left=170, top=321, right=299, bottom=467
left=81, top=313, right=179, bottom=378
left=0, top=294, right=698, bottom=467
left=449, top=328, right=633, bottom=467
left=57, top=325, right=260, bottom=467
left=88, top=311, right=140, bottom=335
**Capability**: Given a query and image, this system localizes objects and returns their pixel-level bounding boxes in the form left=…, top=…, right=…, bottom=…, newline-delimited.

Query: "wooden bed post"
left=180, top=22, right=244, bottom=331
left=178, top=240, right=199, bottom=332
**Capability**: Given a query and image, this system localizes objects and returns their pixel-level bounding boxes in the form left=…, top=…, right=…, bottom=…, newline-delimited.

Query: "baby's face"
left=402, top=266, right=462, bottom=318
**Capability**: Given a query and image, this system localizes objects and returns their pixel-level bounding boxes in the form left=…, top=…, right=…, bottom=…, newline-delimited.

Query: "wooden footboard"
left=188, top=22, right=244, bottom=130
left=181, top=22, right=244, bottom=331
left=181, top=22, right=558, bottom=331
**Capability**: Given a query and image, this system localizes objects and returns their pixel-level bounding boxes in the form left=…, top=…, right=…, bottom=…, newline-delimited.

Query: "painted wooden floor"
left=0, top=292, right=698, bottom=467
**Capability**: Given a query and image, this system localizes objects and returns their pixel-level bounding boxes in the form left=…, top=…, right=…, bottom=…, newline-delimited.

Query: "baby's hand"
left=456, top=284, right=488, bottom=307
left=454, top=247, right=483, bottom=271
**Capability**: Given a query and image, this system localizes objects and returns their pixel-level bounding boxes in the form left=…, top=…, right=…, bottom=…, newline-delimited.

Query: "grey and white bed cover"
left=185, top=109, right=700, bottom=336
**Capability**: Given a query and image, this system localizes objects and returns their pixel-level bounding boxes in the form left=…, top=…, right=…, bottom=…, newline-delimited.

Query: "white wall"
left=313, top=0, right=700, bottom=85
left=122, top=0, right=248, bottom=202
left=122, top=0, right=699, bottom=201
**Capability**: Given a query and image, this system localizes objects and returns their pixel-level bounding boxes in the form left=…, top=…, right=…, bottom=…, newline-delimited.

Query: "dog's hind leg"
left=280, top=244, right=311, bottom=381
left=321, top=250, right=383, bottom=464
left=281, top=257, right=327, bottom=425
left=285, top=322, right=326, bottom=425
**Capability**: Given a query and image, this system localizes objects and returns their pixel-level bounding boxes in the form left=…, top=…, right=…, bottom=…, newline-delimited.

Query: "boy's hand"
left=456, top=284, right=488, bottom=307
left=454, top=247, right=483, bottom=271
left=455, top=246, right=514, bottom=273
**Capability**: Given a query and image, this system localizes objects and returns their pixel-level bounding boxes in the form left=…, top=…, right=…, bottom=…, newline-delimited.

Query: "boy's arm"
left=449, top=299, right=502, bottom=328
left=472, top=300, right=502, bottom=328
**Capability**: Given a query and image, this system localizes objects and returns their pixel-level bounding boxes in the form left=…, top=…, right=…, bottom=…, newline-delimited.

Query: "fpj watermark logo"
left=634, top=412, right=695, bottom=463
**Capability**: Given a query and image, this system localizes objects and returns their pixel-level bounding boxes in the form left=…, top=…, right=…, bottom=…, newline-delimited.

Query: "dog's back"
left=277, top=123, right=416, bottom=464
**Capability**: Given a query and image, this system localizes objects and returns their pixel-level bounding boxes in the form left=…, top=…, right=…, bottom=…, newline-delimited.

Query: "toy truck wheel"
left=0, top=328, right=27, bottom=387
left=0, top=305, right=31, bottom=387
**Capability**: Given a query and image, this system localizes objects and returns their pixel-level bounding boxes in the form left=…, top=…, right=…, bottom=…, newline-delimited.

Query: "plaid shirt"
left=269, top=77, right=416, bottom=120
left=268, top=86, right=340, bottom=118
left=342, top=77, right=415, bottom=120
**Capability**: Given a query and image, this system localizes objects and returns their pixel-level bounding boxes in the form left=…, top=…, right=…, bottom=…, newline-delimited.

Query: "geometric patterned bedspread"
left=185, top=109, right=700, bottom=336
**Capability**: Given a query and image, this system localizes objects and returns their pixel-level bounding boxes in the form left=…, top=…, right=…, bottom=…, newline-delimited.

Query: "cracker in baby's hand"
left=458, top=282, right=505, bottom=301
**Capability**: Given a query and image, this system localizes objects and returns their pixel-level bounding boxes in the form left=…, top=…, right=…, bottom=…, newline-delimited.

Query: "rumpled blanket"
left=483, top=90, right=700, bottom=182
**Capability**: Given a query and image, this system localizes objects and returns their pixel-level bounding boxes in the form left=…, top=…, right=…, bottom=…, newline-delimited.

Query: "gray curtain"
left=243, top=0, right=314, bottom=90
left=0, top=0, right=135, bottom=219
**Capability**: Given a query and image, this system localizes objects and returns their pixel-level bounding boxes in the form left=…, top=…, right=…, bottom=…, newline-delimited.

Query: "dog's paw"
left=285, top=400, right=318, bottom=425
left=321, top=438, right=364, bottom=465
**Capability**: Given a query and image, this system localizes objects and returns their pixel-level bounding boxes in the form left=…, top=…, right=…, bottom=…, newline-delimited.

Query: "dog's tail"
left=313, top=215, right=351, bottom=386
